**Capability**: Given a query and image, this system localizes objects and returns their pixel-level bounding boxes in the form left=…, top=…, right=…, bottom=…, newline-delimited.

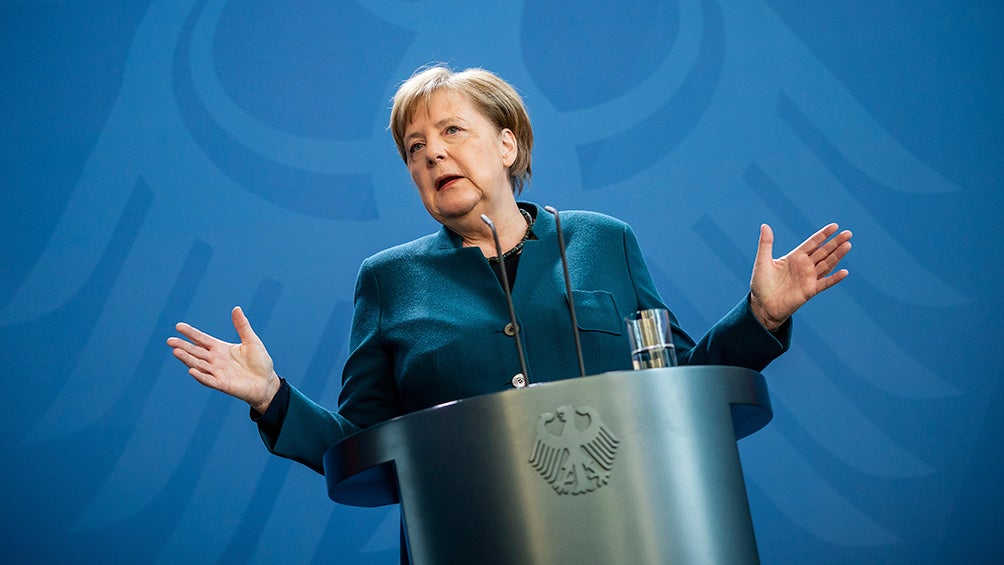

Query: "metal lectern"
left=323, top=366, right=771, bottom=564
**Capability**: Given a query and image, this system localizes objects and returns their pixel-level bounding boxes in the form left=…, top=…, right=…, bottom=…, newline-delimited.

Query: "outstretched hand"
left=166, top=306, right=281, bottom=414
left=749, top=223, right=852, bottom=331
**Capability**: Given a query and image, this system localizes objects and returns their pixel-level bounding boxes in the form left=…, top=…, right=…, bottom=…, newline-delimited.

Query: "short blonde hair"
left=390, top=65, right=534, bottom=194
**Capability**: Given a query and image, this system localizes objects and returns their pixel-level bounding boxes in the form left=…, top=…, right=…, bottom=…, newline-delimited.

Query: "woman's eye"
left=445, top=125, right=460, bottom=135
left=408, top=142, right=424, bottom=154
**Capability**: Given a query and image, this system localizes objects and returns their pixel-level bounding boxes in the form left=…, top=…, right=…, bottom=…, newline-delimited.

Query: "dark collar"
left=434, top=202, right=554, bottom=251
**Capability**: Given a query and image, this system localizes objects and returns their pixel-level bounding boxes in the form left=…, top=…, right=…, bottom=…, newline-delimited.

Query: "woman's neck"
left=451, top=202, right=528, bottom=258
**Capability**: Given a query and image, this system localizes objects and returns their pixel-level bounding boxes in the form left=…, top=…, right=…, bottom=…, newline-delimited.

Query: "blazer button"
left=511, top=373, right=527, bottom=388
left=504, top=322, right=519, bottom=336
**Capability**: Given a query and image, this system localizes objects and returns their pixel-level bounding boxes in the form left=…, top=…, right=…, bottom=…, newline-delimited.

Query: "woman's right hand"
left=167, top=306, right=281, bottom=414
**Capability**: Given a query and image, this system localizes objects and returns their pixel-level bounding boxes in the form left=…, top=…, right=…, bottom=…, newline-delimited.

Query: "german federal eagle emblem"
left=529, top=405, right=620, bottom=495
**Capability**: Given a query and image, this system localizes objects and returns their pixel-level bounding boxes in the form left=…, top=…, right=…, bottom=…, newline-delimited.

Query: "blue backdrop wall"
left=2, top=1, right=1001, bottom=562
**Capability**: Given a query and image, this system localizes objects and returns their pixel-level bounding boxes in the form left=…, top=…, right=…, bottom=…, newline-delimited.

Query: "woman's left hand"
left=749, top=223, right=852, bottom=331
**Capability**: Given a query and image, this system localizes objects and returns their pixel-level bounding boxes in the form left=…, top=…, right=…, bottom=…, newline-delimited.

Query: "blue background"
left=2, top=0, right=1001, bottom=562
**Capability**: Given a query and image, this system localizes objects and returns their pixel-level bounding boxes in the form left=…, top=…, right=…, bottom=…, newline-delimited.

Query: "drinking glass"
left=625, top=308, right=677, bottom=369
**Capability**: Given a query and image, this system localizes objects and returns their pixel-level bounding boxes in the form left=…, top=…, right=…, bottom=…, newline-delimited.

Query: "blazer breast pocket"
left=571, top=290, right=623, bottom=335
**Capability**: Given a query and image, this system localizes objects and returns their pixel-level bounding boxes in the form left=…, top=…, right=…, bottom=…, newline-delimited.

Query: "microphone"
left=544, top=206, right=586, bottom=378
left=481, top=214, right=531, bottom=387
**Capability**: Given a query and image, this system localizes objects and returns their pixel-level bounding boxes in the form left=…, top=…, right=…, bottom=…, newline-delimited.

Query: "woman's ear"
left=500, top=128, right=517, bottom=168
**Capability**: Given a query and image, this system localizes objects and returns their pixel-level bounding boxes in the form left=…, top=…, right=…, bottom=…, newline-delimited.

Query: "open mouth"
left=436, top=175, right=463, bottom=190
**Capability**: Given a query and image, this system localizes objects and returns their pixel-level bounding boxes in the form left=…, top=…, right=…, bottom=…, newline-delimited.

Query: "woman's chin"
left=431, top=194, right=482, bottom=220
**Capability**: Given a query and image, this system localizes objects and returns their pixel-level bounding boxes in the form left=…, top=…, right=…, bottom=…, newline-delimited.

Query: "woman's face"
left=403, top=89, right=517, bottom=226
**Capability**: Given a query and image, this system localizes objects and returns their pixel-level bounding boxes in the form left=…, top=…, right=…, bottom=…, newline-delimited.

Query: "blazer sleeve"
left=258, top=384, right=360, bottom=475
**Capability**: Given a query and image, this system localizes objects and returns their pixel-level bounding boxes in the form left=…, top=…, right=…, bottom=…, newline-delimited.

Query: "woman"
left=167, top=65, right=852, bottom=474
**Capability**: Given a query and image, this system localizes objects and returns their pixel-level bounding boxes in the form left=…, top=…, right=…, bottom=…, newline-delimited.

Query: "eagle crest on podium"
left=529, top=405, right=620, bottom=495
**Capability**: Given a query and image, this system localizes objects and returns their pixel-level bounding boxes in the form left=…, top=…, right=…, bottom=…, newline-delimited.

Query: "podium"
left=323, top=366, right=771, bottom=564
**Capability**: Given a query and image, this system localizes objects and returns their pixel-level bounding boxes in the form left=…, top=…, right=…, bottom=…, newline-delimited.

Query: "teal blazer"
left=261, top=203, right=789, bottom=473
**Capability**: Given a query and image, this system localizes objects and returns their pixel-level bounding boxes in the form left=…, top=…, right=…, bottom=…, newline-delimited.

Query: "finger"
left=167, top=335, right=202, bottom=352
left=188, top=366, right=220, bottom=389
left=815, top=241, right=852, bottom=276
left=816, top=268, right=849, bottom=293
left=171, top=346, right=215, bottom=374
left=810, top=229, right=852, bottom=264
left=168, top=336, right=213, bottom=362
left=754, top=224, right=774, bottom=267
left=797, top=223, right=840, bottom=254
left=232, top=306, right=262, bottom=347
left=175, top=322, right=222, bottom=349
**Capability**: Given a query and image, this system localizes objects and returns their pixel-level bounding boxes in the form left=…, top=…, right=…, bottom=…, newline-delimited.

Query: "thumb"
left=232, top=306, right=262, bottom=346
left=754, top=223, right=774, bottom=267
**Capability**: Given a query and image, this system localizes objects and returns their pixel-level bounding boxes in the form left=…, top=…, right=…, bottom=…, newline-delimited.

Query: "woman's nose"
left=424, top=139, right=446, bottom=165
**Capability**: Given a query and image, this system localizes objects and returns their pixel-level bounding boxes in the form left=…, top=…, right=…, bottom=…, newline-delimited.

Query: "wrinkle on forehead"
left=403, top=90, right=480, bottom=140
